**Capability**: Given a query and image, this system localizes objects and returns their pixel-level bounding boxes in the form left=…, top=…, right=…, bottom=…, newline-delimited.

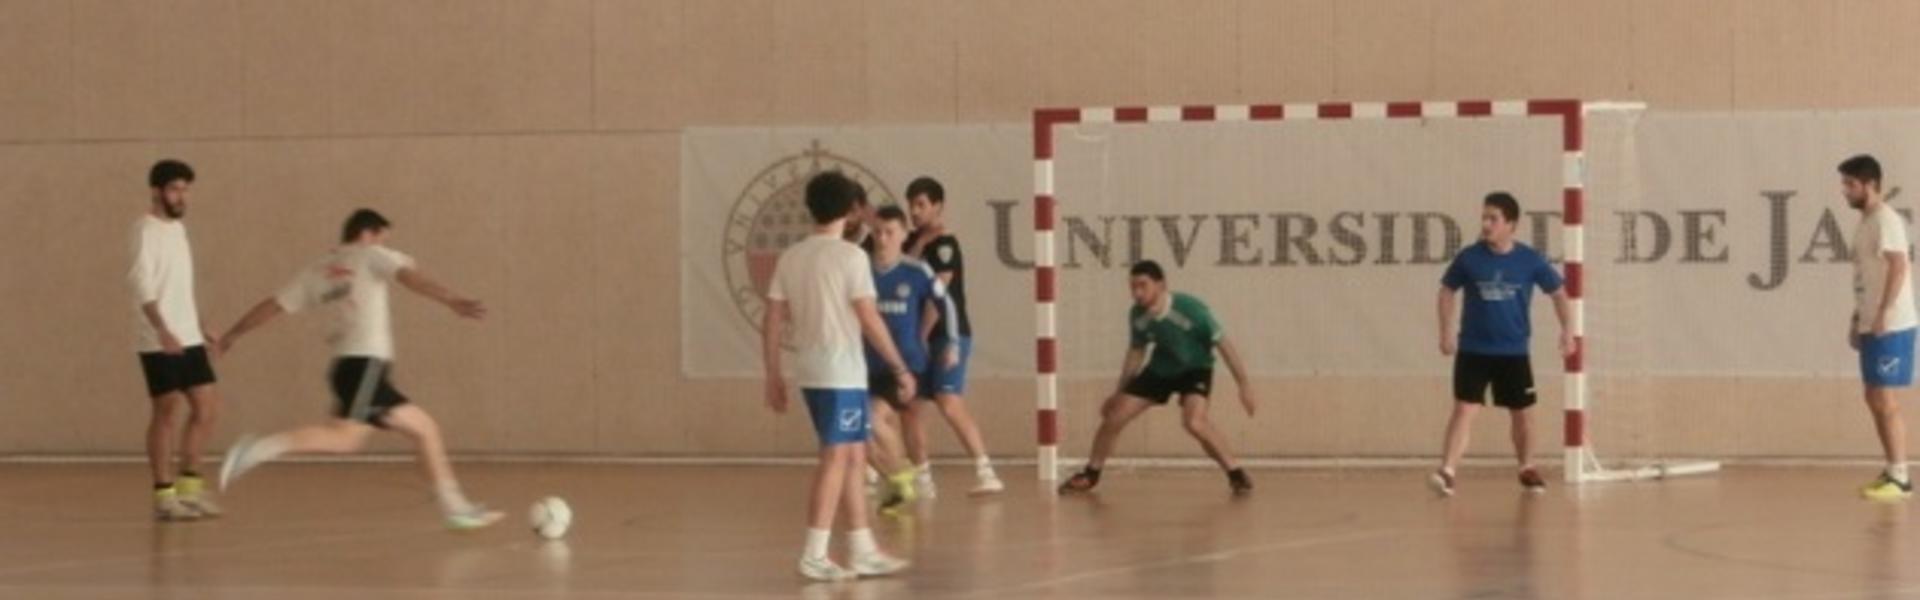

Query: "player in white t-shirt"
left=128, top=159, right=226, bottom=521
left=1841, top=155, right=1920, bottom=502
left=212, top=209, right=504, bottom=530
left=764, top=171, right=917, bottom=581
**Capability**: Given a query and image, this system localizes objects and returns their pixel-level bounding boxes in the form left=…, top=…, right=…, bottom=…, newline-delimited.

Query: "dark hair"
left=1840, top=154, right=1883, bottom=189
left=906, top=176, right=946, bottom=204
left=875, top=205, right=909, bottom=225
left=149, top=159, right=195, bottom=189
left=849, top=179, right=868, bottom=206
left=1129, top=260, right=1165, bottom=282
left=804, top=171, right=858, bottom=225
left=341, top=208, right=392, bottom=243
left=1483, top=191, right=1521, bottom=222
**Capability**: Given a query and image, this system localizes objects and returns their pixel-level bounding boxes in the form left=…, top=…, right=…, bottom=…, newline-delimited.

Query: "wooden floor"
left=0, top=462, right=1915, bottom=599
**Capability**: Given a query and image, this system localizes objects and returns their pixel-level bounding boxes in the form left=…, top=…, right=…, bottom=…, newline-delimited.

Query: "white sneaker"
left=970, top=471, right=1004, bottom=495
left=851, top=552, right=910, bottom=577
left=218, top=433, right=263, bottom=492
left=444, top=505, right=505, bottom=531
left=153, top=489, right=201, bottom=522
left=915, top=469, right=937, bottom=499
left=798, top=555, right=856, bottom=582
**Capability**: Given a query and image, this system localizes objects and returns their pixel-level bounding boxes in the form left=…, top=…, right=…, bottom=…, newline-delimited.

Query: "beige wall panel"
left=864, top=0, right=959, bottom=123
left=71, top=0, right=154, bottom=139
left=954, top=0, right=1051, bottom=122
left=488, top=135, right=600, bottom=451
left=679, top=0, right=775, bottom=125
left=1828, top=0, right=1920, bottom=109
left=413, top=0, right=594, bottom=133
left=1238, top=0, right=1338, bottom=103
left=1732, top=0, right=1837, bottom=109
left=590, top=134, right=690, bottom=454
left=1043, top=0, right=1240, bottom=109
left=1330, top=0, right=1434, bottom=100
left=769, top=0, right=869, bottom=124
left=1433, top=0, right=1631, bottom=102
left=1629, top=0, right=1735, bottom=110
left=591, top=0, right=686, bottom=131
left=328, top=0, right=428, bottom=135
left=0, top=0, right=74, bottom=141
left=240, top=0, right=334, bottom=137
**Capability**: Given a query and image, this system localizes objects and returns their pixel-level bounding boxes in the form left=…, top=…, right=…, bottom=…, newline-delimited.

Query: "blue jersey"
left=865, top=258, right=959, bottom=373
left=1441, top=242, right=1564, bottom=356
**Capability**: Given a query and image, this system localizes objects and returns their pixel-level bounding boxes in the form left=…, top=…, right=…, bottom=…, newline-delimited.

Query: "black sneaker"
left=1518, top=467, right=1547, bottom=493
left=1058, top=468, right=1101, bottom=494
left=1227, top=469, right=1253, bottom=496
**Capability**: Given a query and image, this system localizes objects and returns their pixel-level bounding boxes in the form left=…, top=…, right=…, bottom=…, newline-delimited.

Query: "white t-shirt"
left=767, top=234, right=876, bottom=389
left=128, top=215, right=205, bottom=352
left=1854, top=203, right=1919, bottom=334
left=274, top=244, right=416, bottom=359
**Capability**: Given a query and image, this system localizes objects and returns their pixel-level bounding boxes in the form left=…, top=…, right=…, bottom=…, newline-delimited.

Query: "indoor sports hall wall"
left=2, top=1, right=1918, bottom=460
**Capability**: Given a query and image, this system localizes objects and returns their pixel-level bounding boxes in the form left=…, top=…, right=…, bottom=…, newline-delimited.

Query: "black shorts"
left=137, top=346, right=217, bottom=398
left=329, top=357, right=410, bottom=428
left=1122, top=369, right=1214, bottom=405
left=1453, top=352, right=1536, bottom=410
left=867, top=369, right=909, bottom=409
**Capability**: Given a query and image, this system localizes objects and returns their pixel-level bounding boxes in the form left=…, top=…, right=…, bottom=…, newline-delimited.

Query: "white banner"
left=682, top=111, right=1920, bottom=379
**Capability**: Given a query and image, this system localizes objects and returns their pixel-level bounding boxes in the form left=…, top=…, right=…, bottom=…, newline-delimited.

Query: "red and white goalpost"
left=1028, top=99, right=1719, bottom=485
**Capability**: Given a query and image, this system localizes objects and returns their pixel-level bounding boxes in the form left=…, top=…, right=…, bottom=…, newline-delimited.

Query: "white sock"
left=848, top=528, right=880, bottom=557
left=975, top=456, right=995, bottom=475
left=804, top=528, right=832, bottom=560
left=915, top=462, right=932, bottom=477
left=1890, top=463, right=1910, bottom=483
left=435, top=480, right=474, bottom=515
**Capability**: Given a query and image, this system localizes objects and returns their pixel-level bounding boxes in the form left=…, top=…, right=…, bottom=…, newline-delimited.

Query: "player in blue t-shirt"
left=1429, top=192, right=1575, bottom=497
left=862, top=205, right=959, bottom=512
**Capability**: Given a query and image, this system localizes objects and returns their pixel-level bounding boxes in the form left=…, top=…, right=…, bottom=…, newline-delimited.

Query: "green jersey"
left=1129, top=292, right=1222, bottom=375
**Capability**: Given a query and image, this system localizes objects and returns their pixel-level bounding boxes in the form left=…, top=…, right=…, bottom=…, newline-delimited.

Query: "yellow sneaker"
left=1862, top=473, right=1913, bottom=502
left=177, top=475, right=222, bottom=518
left=879, top=469, right=917, bottom=514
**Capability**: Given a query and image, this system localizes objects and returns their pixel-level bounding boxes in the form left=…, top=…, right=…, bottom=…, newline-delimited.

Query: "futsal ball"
left=529, top=496, right=573, bottom=540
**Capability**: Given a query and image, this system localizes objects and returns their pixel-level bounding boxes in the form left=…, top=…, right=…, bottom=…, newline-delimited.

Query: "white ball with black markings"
left=529, top=496, right=573, bottom=540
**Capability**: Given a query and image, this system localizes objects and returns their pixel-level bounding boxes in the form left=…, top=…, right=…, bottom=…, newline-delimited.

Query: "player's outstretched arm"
left=218, top=298, right=285, bottom=356
left=762, top=299, right=790, bottom=414
left=397, top=268, right=486, bottom=320
left=1216, top=336, right=1256, bottom=416
left=1436, top=287, right=1458, bottom=356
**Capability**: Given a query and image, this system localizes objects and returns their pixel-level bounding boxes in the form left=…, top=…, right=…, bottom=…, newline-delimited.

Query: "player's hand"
left=1560, top=332, right=1577, bottom=358
left=216, top=334, right=237, bottom=357
left=159, top=330, right=185, bottom=355
left=202, top=330, right=223, bottom=359
left=1239, top=387, right=1257, bottom=417
left=895, top=370, right=917, bottom=402
left=764, top=379, right=789, bottom=414
left=1851, top=328, right=1863, bottom=351
left=1874, top=314, right=1891, bottom=336
left=943, top=346, right=960, bottom=368
left=1439, top=337, right=1456, bottom=356
left=449, top=298, right=488, bottom=320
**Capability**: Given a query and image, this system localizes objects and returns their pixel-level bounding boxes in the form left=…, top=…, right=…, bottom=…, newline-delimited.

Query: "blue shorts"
left=803, top=388, right=870, bottom=446
left=1859, top=328, right=1917, bottom=388
left=919, top=337, right=972, bottom=399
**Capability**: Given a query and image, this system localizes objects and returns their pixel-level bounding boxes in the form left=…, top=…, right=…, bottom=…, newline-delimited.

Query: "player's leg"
left=926, top=337, right=1000, bottom=494
left=1493, top=356, right=1546, bottom=492
left=1432, top=353, right=1490, bottom=497
left=1858, top=329, right=1914, bottom=501
left=219, top=419, right=375, bottom=491
left=798, top=389, right=865, bottom=581
left=839, top=440, right=908, bottom=576
left=381, top=404, right=502, bottom=529
left=177, top=378, right=223, bottom=515
left=1178, top=391, right=1251, bottom=495
left=146, top=389, right=195, bottom=520
left=1059, top=392, right=1157, bottom=493
left=866, top=396, right=917, bottom=511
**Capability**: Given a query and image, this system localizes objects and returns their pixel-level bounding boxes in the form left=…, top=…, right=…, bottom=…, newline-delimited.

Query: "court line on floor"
left=955, top=528, right=1398, bottom=598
